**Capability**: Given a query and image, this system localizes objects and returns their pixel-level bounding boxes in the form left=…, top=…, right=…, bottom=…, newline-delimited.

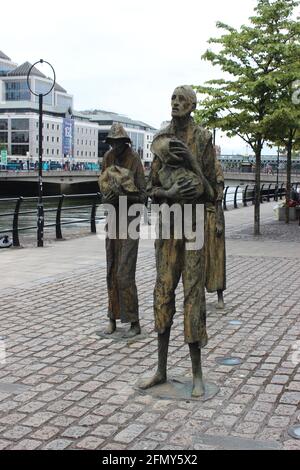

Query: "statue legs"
left=189, top=342, right=205, bottom=397
left=105, top=319, right=117, bottom=335
left=216, top=289, right=225, bottom=310
left=139, top=329, right=204, bottom=397
left=139, top=328, right=170, bottom=389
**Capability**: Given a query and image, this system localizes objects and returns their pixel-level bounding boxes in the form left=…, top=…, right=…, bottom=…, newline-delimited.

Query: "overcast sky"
left=1, top=0, right=286, bottom=154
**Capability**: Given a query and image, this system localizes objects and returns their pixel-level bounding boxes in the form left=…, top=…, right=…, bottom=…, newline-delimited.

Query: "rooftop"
left=7, top=61, right=47, bottom=78
left=81, top=109, right=156, bottom=131
left=0, top=50, right=11, bottom=61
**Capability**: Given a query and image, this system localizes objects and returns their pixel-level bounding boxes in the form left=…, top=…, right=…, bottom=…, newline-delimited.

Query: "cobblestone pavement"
left=0, top=238, right=300, bottom=450
left=227, top=219, right=300, bottom=243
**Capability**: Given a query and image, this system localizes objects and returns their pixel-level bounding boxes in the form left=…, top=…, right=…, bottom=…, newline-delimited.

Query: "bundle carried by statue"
left=151, top=133, right=205, bottom=202
left=99, top=165, right=139, bottom=196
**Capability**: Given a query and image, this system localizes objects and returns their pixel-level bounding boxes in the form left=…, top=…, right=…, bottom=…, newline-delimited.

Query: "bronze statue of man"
left=139, top=86, right=216, bottom=397
left=99, top=123, right=146, bottom=338
left=205, top=158, right=226, bottom=309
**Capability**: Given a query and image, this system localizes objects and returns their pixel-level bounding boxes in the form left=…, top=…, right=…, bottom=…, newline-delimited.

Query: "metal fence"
left=223, top=182, right=291, bottom=211
left=1, top=182, right=300, bottom=248
left=0, top=193, right=102, bottom=247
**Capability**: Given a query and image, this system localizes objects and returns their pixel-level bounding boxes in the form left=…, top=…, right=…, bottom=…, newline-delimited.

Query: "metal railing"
left=0, top=193, right=102, bottom=247
left=1, top=182, right=300, bottom=247
left=222, top=183, right=297, bottom=211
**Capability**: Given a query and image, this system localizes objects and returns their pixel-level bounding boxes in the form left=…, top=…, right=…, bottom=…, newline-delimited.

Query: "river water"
left=0, top=186, right=245, bottom=247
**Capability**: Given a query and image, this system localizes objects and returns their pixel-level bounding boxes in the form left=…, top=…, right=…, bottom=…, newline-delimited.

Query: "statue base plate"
left=95, top=329, right=148, bottom=344
left=207, top=302, right=233, bottom=316
left=136, top=377, right=219, bottom=402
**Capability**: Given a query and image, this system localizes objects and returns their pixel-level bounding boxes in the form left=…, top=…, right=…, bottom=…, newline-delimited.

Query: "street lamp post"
left=27, top=60, right=56, bottom=247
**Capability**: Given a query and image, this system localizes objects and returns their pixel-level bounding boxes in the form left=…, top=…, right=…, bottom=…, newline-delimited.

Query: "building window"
left=11, top=119, right=29, bottom=131
left=0, top=132, right=8, bottom=144
left=52, top=124, right=55, bottom=130
left=35, top=80, right=53, bottom=105
left=5, top=81, right=31, bottom=101
left=57, top=137, right=59, bottom=143
left=57, top=149, right=59, bottom=155
left=11, top=132, right=29, bottom=143
left=11, top=145, right=29, bottom=156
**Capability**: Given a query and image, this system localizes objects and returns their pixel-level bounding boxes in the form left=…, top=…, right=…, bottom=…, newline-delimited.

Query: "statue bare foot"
left=216, top=291, right=225, bottom=310
left=123, top=321, right=141, bottom=338
left=105, top=319, right=116, bottom=335
left=216, top=300, right=225, bottom=310
left=192, top=376, right=205, bottom=398
left=138, top=371, right=166, bottom=390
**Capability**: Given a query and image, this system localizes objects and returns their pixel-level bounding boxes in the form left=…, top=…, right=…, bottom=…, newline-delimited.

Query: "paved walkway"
left=0, top=203, right=299, bottom=450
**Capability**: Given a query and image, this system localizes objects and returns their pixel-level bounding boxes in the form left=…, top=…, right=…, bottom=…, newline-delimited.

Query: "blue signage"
left=62, top=118, right=74, bottom=156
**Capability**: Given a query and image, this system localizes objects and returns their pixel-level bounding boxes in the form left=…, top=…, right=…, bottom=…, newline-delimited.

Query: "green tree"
left=194, top=0, right=300, bottom=235
left=264, top=103, right=300, bottom=222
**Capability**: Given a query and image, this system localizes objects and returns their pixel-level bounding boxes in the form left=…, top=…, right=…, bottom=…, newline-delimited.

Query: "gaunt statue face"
left=171, top=86, right=196, bottom=118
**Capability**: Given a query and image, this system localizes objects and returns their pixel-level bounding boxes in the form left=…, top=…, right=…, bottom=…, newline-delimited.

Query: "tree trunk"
left=285, top=132, right=293, bottom=225
left=254, top=143, right=262, bottom=236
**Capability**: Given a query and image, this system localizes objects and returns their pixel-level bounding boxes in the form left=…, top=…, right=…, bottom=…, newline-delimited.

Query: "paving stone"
left=22, top=412, right=55, bottom=428
left=62, top=426, right=88, bottom=439
left=31, top=426, right=60, bottom=441
left=43, top=439, right=73, bottom=450
left=11, top=439, right=41, bottom=450
left=2, top=426, right=32, bottom=440
left=1, top=221, right=300, bottom=450
left=76, top=437, right=104, bottom=450
left=114, top=424, right=146, bottom=443
left=92, top=424, right=118, bottom=438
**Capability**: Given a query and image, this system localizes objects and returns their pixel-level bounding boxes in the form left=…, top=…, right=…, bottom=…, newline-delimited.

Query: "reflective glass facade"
left=56, top=94, right=73, bottom=109
left=34, top=79, right=53, bottom=106
left=0, top=132, right=8, bottom=143
left=11, top=145, right=29, bottom=156
left=128, top=131, right=144, bottom=158
left=0, top=63, right=15, bottom=76
left=11, top=132, right=29, bottom=143
left=0, top=120, right=8, bottom=131
left=5, top=81, right=31, bottom=101
left=11, top=119, right=29, bottom=131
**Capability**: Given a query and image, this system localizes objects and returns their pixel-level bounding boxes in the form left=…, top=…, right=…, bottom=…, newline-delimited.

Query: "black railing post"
left=274, top=184, right=278, bottom=202
left=12, top=197, right=23, bottom=247
left=243, top=185, right=249, bottom=207
left=223, top=186, right=229, bottom=211
left=56, top=194, right=64, bottom=239
left=234, top=185, right=240, bottom=209
left=267, top=183, right=272, bottom=202
left=91, top=193, right=101, bottom=233
left=280, top=183, right=284, bottom=200
left=260, top=184, right=265, bottom=204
